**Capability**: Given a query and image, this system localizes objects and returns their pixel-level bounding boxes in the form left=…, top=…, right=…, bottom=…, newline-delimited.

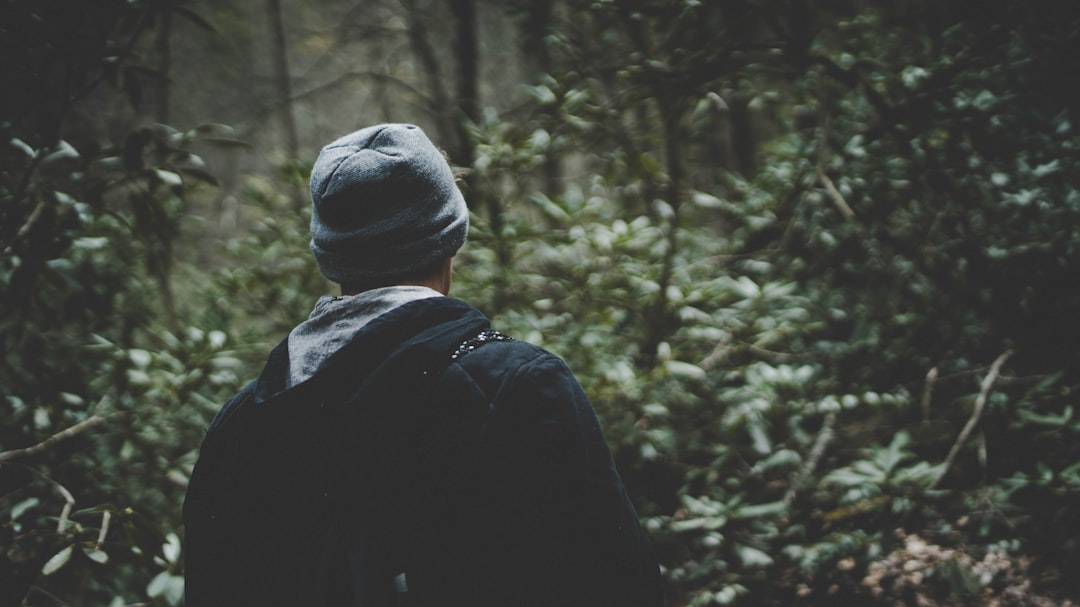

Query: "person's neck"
left=342, top=271, right=452, bottom=298
left=342, top=258, right=453, bottom=297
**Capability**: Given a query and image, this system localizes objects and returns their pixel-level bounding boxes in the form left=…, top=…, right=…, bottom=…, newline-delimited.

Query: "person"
left=183, top=123, right=663, bottom=607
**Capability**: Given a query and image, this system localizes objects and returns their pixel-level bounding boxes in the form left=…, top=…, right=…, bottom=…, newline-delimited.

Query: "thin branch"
left=2, top=199, right=48, bottom=255
left=6, top=462, right=78, bottom=532
left=684, top=248, right=782, bottom=272
left=930, top=350, right=1013, bottom=490
left=815, top=115, right=856, bottom=221
left=96, top=511, right=112, bottom=550
left=921, top=366, right=938, bottom=426
left=401, top=0, right=455, bottom=145
left=24, top=585, right=71, bottom=607
left=813, top=54, right=896, bottom=123
left=702, top=340, right=799, bottom=370
left=817, top=170, right=856, bottom=221
left=290, top=70, right=432, bottom=109
left=58, top=502, right=73, bottom=533
left=785, top=412, right=837, bottom=508
left=0, top=415, right=107, bottom=464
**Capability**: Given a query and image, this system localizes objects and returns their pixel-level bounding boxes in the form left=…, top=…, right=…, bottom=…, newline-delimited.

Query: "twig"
left=96, top=511, right=112, bottom=550
left=2, top=199, right=48, bottom=255
left=813, top=55, right=897, bottom=124
left=785, top=412, right=837, bottom=508
left=58, top=501, right=73, bottom=533
left=814, top=114, right=856, bottom=221
left=24, top=584, right=71, bottom=607
left=5, top=462, right=76, bottom=531
left=921, top=366, right=938, bottom=426
left=0, top=415, right=107, bottom=464
left=702, top=340, right=800, bottom=371
left=817, top=170, right=856, bottom=221
left=930, top=350, right=1013, bottom=489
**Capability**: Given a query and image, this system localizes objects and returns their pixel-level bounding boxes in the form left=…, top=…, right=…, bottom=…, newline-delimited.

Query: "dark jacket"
left=183, top=297, right=662, bottom=607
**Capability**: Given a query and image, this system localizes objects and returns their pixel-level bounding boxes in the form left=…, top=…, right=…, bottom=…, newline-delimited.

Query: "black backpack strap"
left=314, top=328, right=514, bottom=607
left=450, top=329, right=513, bottom=360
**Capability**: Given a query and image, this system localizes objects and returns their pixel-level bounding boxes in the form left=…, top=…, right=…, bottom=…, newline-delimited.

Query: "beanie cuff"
left=311, top=214, right=467, bottom=289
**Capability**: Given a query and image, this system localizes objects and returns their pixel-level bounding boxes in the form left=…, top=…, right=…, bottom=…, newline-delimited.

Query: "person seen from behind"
left=183, top=123, right=664, bottom=606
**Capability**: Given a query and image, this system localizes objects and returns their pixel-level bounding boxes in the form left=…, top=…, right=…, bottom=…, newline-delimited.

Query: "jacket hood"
left=251, top=296, right=490, bottom=404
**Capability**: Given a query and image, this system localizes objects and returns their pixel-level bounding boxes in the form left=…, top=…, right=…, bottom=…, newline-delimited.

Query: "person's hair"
left=339, top=257, right=447, bottom=294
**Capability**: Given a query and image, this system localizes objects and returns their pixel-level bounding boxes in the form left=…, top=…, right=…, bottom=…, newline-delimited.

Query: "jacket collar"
left=252, top=297, right=489, bottom=403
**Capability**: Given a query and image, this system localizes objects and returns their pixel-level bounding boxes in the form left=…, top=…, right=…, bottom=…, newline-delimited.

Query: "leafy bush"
left=3, top=1, right=1078, bottom=606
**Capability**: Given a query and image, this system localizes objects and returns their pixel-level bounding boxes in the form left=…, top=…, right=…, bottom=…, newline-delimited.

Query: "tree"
left=0, top=1, right=230, bottom=604
left=3, top=0, right=1079, bottom=604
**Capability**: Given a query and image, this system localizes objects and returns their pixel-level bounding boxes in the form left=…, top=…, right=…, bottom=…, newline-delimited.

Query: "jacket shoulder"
left=442, top=337, right=572, bottom=402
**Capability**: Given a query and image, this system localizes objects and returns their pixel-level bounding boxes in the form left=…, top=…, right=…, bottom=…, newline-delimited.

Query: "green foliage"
left=192, top=170, right=326, bottom=346
left=0, top=1, right=239, bottom=604
left=458, top=2, right=1080, bottom=605
left=3, top=1, right=1079, bottom=606
left=0, top=124, right=238, bottom=603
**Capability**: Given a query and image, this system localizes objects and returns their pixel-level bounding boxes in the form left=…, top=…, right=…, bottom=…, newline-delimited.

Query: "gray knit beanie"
left=308, top=123, right=469, bottom=288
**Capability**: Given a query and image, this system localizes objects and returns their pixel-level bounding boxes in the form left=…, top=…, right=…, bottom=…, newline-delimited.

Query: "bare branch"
left=815, top=115, right=856, bottom=221
left=702, top=340, right=799, bottom=370
left=2, top=199, right=48, bottom=256
left=290, top=71, right=433, bottom=109
left=813, top=55, right=896, bottom=123
left=58, top=501, right=73, bottom=533
left=96, top=511, right=112, bottom=550
left=785, top=412, right=837, bottom=508
left=930, top=350, right=1013, bottom=490
left=0, top=415, right=107, bottom=464
left=817, top=169, right=856, bottom=221
left=921, top=366, right=939, bottom=426
left=6, top=462, right=77, bottom=525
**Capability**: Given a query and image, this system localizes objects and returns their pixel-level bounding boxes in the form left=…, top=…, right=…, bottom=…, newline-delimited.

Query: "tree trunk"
left=450, top=0, right=479, bottom=167
left=156, top=7, right=171, bottom=123
left=402, top=0, right=456, bottom=147
left=521, top=0, right=553, bottom=76
left=521, top=0, right=561, bottom=195
left=449, top=0, right=510, bottom=308
left=267, top=0, right=299, bottom=160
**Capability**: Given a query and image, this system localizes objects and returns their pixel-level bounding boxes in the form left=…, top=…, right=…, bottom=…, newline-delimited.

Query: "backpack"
left=184, top=329, right=511, bottom=607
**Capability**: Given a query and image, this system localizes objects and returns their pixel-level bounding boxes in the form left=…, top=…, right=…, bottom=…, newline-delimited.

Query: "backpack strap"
left=450, top=329, right=513, bottom=360
left=323, top=328, right=514, bottom=606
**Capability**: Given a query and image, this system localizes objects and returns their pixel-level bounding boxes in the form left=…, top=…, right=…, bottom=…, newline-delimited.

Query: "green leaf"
left=530, top=193, right=572, bottom=222
left=1016, top=405, right=1073, bottom=427
left=670, top=515, right=728, bottom=532
left=665, top=360, right=706, bottom=379
left=735, top=544, right=774, bottom=567
left=154, top=169, right=183, bottom=188
left=43, top=140, right=79, bottom=163
left=42, top=546, right=73, bottom=575
left=147, top=571, right=170, bottom=597
left=714, top=585, right=741, bottom=605
left=691, top=191, right=725, bottom=208
left=178, top=166, right=220, bottom=186
left=523, top=84, right=557, bottom=105
left=731, top=500, right=787, bottom=520
left=751, top=449, right=802, bottom=474
left=825, top=468, right=873, bottom=487
left=9, top=138, right=35, bottom=157
left=10, top=497, right=40, bottom=521
left=638, top=152, right=662, bottom=175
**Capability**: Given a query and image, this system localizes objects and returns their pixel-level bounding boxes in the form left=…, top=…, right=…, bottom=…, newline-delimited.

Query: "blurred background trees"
left=2, top=0, right=1077, bottom=605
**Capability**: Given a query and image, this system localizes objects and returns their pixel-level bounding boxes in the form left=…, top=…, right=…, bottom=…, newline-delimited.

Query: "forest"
left=1, top=0, right=1078, bottom=605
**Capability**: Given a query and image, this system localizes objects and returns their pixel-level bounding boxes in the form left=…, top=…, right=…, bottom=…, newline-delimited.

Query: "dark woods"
left=2, top=0, right=1078, bottom=605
